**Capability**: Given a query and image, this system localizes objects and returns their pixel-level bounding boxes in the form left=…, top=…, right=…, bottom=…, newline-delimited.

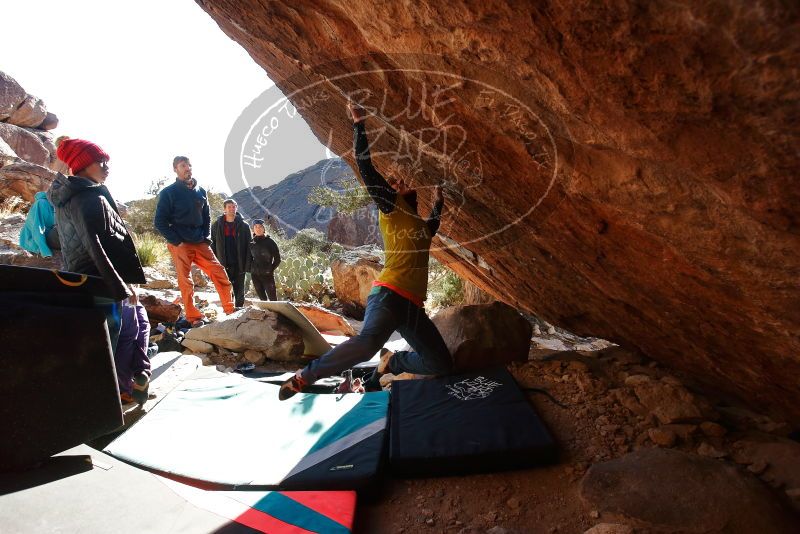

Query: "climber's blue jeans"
left=301, top=287, right=452, bottom=383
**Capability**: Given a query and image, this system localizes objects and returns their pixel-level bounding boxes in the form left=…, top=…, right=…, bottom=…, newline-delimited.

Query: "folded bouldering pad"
left=389, top=367, right=557, bottom=476
left=0, top=444, right=356, bottom=533
left=105, top=367, right=389, bottom=490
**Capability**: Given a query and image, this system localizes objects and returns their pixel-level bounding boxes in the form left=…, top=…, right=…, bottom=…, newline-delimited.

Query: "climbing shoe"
left=278, top=371, right=308, bottom=401
left=132, top=372, right=150, bottom=406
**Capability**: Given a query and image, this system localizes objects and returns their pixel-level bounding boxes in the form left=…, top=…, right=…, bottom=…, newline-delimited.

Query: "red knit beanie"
left=56, top=138, right=110, bottom=174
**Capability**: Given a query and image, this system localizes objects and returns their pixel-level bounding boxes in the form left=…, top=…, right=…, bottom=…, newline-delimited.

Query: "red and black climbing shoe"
left=132, top=372, right=150, bottom=406
left=278, top=371, right=308, bottom=401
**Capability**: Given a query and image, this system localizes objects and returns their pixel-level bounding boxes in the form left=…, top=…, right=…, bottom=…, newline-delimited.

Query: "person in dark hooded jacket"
left=248, top=218, right=281, bottom=301
left=47, top=138, right=151, bottom=405
left=210, top=199, right=251, bottom=307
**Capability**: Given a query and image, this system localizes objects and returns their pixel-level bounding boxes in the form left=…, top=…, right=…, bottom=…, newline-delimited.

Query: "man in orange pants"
left=154, top=156, right=234, bottom=326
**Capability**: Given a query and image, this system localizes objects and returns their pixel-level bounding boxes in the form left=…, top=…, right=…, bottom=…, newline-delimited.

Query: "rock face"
left=326, top=206, right=382, bottom=247
left=196, top=2, right=800, bottom=424
left=184, top=307, right=305, bottom=361
left=580, top=448, right=798, bottom=533
left=432, top=301, right=532, bottom=372
left=330, top=246, right=383, bottom=318
left=0, top=71, right=59, bottom=203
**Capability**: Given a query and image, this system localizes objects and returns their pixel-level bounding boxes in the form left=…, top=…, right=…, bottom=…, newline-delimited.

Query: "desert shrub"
left=133, top=231, right=168, bottom=267
left=307, top=175, right=371, bottom=216
left=427, top=256, right=465, bottom=309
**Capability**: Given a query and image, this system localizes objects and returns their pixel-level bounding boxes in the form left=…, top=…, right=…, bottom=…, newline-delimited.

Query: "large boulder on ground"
left=331, top=246, right=383, bottom=319
left=184, top=307, right=305, bottom=361
left=294, top=302, right=355, bottom=336
left=139, top=292, right=181, bottom=326
left=0, top=161, right=57, bottom=203
left=580, top=448, right=798, bottom=533
left=0, top=72, right=27, bottom=122
left=196, top=1, right=800, bottom=424
left=0, top=124, right=51, bottom=167
left=432, top=301, right=532, bottom=372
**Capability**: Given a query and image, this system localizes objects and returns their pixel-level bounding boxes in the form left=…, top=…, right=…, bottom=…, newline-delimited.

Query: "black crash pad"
left=389, top=367, right=557, bottom=476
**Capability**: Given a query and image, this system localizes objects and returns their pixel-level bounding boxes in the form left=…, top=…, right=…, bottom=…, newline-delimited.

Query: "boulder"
left=184, top=307, right=304, bottom=361
left=0, top=161, right=57, bottom=202
left=139, top=293, right=181, bottom=326
left=731, top=438, right=800, bottom=512
left=7, top=95, right=47, bottom=128
left=243, top=349, right=267, bottom=365
left=191, top=265, right=208, bottom=288
left=0, top=124, right=51, bottom=167
left=181, top=338, right=214, bottom=354
left=625, top=374, right=717, bottom=425
left=331, top=246, right=383, bottom=318
left=326, top=206, right=382, bottom=247
left=580, top=448, right=798, bottom=533
left=0, top=71, right=27, bottom=122
left=432, top=301, right=532, bottom=372
left=38, top=112, right=58, bottom=131
left=294, top=302, right=355, bottom=336
left=196, top=1, right=800, bottom=424
left=0, top=136, right=18, bottom=167
left=141, top=266, right=175, bottom=290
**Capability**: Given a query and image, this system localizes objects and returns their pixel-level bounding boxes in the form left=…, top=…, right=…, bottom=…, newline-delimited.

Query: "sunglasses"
left=99, top=161, right=109, bottom=170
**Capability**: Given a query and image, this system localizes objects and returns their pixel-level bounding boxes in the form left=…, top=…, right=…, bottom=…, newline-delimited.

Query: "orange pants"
left=167, top=242, right=234, bottom=321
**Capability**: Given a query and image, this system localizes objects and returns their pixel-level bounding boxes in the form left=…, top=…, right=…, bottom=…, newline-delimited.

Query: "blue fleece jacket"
left=19, top=191, right=55, bottom=256
left=153, top=178, right=211, bottom=245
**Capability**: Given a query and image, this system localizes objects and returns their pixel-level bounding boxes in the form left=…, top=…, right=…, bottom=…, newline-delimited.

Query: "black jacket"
left=153, top=178, right=211, bottom=245
left=210, top=213, right=252, bottom=271
left=47, top=174, right=145, bottom=300
left=249, top=235, right=281, bottom=275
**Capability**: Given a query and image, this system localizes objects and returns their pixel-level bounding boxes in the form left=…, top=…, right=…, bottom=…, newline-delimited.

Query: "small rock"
left=506, top=497, right=521, bottom=510
left=747, top=460, right=768, bottom=475
left=699, top=421, right=727, bottom=437
left=533, top=324, right=541, bottom=335
left=648, top=427, right=677, bottom=447
left=589, top=509, right=600, bottom=519
left=425, top=517, right=435, bottom=526
left=624, top=374, right=651, bottom=387
left=547, top=325, right=556, bottom=335
left=697, top=442, right=727, bottom=459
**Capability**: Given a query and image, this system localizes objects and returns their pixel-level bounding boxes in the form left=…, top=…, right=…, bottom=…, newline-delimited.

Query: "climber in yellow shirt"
left=279, top=102, right=452, bottom=399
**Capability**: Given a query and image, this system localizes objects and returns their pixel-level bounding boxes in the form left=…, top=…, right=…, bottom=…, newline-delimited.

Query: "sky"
left=1, top=0, right=327, bottom=202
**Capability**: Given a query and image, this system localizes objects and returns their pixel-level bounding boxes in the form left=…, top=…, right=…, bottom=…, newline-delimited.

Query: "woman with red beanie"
left=47, top=138, right=151, bottom=405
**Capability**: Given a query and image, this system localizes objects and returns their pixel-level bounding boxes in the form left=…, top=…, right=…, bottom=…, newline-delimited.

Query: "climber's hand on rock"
left=348, top=101, right=366, bottom=123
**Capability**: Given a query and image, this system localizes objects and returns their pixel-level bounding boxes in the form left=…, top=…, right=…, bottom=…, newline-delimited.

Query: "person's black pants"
left=252, top=272, right=277, bottom=301
left=225, top=266, right=246, bottom=307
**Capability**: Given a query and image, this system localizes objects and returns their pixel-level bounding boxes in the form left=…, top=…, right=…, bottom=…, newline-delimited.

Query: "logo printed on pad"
left=446, top=376, right=502, bottom=401
left=329, top=464, right=354, bottom=471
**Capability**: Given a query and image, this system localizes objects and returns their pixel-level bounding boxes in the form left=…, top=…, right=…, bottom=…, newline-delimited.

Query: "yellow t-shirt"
left=376, top=195, right=432, bottom=303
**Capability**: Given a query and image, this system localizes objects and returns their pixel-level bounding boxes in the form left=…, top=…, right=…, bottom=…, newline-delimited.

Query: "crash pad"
left=105, top=367, right=389, bottom=490
left=389, top=367, right=558, bottom=476
left=0, top=444, right=356, bottom=533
